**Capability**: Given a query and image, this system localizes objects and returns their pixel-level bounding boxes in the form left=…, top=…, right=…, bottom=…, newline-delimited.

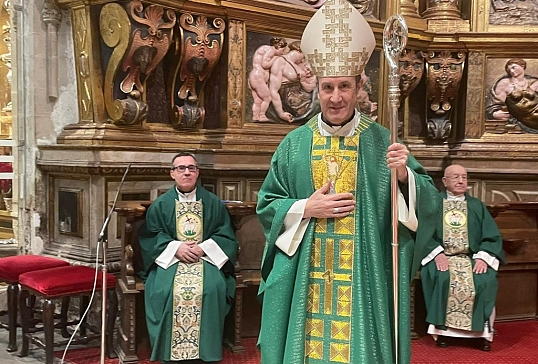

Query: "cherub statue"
left=248, top=38, right=288, bottom=121
left=267, top=41, right=319, bottom=123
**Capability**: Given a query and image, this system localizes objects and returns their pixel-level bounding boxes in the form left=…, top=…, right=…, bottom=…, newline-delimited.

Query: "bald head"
left=442, top=164, right=468, bottom=196
left=444, top=164, right=467, bottom=178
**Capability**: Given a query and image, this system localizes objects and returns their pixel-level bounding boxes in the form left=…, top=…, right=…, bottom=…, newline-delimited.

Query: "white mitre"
left=301, top=0, right=376, bottom=77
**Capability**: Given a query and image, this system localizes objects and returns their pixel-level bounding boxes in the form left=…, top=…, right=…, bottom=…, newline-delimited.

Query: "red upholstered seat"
left=18, top=265, right=118, bottom=364
left=0, top=255, right=69, bottom=283
left=19, top=265, right=116, bottom=298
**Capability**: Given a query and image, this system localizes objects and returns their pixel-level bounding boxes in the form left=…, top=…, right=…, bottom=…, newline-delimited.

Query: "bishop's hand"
left=304, top=180, right=355, bottom=219
left=386, top=143, right=409, bottom=183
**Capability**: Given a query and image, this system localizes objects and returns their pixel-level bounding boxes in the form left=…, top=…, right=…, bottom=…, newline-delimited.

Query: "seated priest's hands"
left=176, top=241, right=204, bottom=263
left=473, top=258, right=488, bottom=274
left=304, top=180, right=355, bottom=219
left=434, top=253, right=449, bottom=271
left=386, top=143, right=409, bottom=183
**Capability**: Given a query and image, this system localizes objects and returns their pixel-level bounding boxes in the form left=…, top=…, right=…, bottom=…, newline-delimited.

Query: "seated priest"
left=420, top=164, right=506, bottom=351
left=139, top=152, right=238, bottom=363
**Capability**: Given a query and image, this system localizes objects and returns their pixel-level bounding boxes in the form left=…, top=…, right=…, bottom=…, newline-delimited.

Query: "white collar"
left=176, top=187, right=197, bottom=202
left=317, top=110, right=360, bottom=137
left=446, top=191, right=465, bottom=201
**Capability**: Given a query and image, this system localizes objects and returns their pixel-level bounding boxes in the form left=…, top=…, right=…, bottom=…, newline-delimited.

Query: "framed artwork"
left=245, top=31, right=381, bottom=125
left=473, top=0, right=538, bottom=32
left=58, top=188, right=83, bottom=237
left=484, top=57, right=538, bottom=134
left=245, top=32, right=320, bottom=125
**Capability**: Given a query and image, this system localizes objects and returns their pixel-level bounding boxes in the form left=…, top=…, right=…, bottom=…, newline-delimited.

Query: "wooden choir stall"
left=488, top=202, right=538, bottom=322
left=113, top=200, right=263, bottom=363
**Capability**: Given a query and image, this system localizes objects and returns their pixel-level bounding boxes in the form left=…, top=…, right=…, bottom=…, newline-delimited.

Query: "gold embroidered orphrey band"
left=443, top=199, right=475, bottom=331
left=305, top=123, right=363, bottom=362
left=170, top=200, right=204, bottom=360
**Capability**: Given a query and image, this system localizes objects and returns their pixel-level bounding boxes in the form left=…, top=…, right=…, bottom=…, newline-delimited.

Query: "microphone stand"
left=97, top=164, right=131, bottom=364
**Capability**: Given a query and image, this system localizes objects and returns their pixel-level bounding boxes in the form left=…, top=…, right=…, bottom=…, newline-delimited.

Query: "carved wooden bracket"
left=425, top=50, right=466, bottom=140
left=398, top=49, right=425, bottom=137
left=169, top=13, right=225, bottom=130
left=100, top=1, right=174, bottom=126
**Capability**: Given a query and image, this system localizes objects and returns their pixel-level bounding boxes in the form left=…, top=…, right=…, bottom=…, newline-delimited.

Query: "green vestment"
left=257, top=115, right=440, bottom=364
left=421, top=192, right=506, bottom=332
left=139, top=186, right=238, bottom=362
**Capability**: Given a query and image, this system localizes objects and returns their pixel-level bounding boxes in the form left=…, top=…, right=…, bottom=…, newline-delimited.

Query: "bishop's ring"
left=333, top=207, right=339, bottom=214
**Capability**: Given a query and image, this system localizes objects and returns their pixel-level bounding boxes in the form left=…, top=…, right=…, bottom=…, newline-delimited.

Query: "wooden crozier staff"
left=382, top=14, right=408, bottom=364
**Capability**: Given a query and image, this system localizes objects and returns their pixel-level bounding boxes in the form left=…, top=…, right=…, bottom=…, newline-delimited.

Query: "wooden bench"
left=113, top=200, right=261, bottom=363
left=486, top=202, right=538, bottom=321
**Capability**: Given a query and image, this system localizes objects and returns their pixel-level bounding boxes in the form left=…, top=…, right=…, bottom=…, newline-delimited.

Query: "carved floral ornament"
left=98, top=1, right=224, bottom=129
left=398, top=49, right=424, bottom=104
left=425, top=50, right=466, bottom=140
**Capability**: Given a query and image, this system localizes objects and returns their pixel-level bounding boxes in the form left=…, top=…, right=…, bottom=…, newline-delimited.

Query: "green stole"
left=305, top=121, right=365, bottom=363
left=442, top=199, right=475, bottom=331
left=170, top=200, right=204, bottom=360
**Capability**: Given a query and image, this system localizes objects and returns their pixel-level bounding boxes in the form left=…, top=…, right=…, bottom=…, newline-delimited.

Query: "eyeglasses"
left=171, top=164, right=198, bottom=173
left=447, top=175, right=467, bottom=182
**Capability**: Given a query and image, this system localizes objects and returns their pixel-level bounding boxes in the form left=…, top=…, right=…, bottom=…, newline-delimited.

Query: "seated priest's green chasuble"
left=305, top=122, right=366, bottom=363
left=171, top=200, right=204, bottom=360
left=443, top=199, right=475, bottom=331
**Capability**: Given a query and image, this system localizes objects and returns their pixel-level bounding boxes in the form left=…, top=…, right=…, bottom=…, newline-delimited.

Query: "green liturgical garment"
left=421, top=192, right=506, bottom=333
left=138, top=186, right=238, bottom=362
left=257, top=115, right=440, bottom=364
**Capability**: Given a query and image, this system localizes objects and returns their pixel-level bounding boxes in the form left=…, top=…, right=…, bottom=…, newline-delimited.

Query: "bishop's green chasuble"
left=257, top=115, right=440, bottom=364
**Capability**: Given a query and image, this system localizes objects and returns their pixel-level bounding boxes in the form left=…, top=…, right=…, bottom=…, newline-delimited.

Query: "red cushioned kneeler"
left=19, top=265, right=116, bottom=297
left=0, top=255, right=70, bottom=283
left=0, top=255, right=69, bottom=353
left=18, top=265, right=118, bottom=364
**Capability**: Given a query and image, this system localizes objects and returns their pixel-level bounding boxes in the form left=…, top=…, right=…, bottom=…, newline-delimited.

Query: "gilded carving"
left=227, top=20, right=245, bottom=128
left=347, top=0, right=374, bottom=14
left=490, top=0, right=538, bottom=25
left=122, top=1, right=175, bottom=94
left=464, top=51, right=484, bottom=138
left=100, top=3, right=152, bottom=126
left=399, top=49, right=424, bottom=104
left=73, top=7, right=93, bottom=121
left=425, top=50, right=465, bottom=139
left=174, top=95, right=205, bottom=129
left=486, top=58, right=538, bottom=134
left=422, top=0, right=462, bottom=20
left=169, top=13, right=225, bottom=129
left=400, top=0, right=420, bottom=18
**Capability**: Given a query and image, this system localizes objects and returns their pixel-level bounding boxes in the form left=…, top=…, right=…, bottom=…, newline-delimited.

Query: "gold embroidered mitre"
left=300, top=0, right=376, bottom=77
